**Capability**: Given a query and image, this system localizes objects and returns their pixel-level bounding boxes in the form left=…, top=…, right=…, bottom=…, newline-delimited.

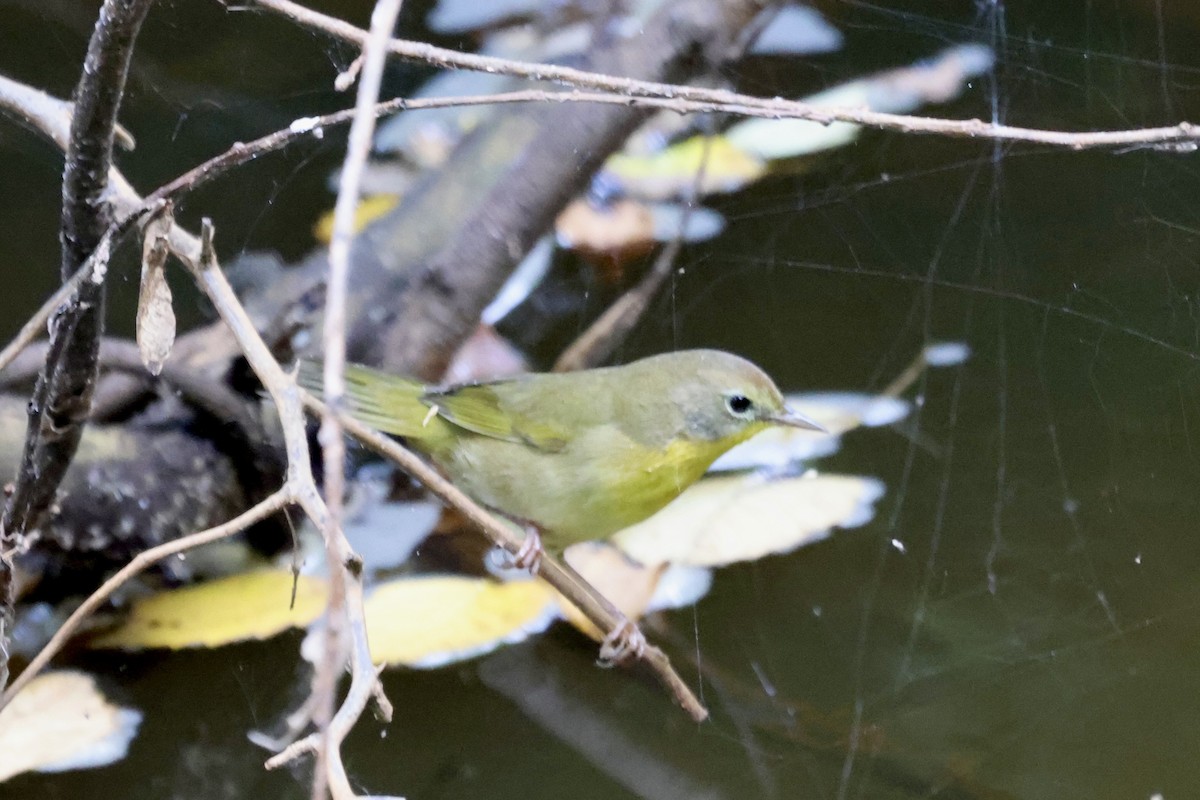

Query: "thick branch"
left=0, top=0, right=154, bottom=692
left=372, top=0, right=766, bottom=378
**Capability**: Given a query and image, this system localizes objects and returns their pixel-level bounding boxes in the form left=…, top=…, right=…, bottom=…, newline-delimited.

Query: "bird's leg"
left=511, top=523, right=545, bottom=575
left=598, top=619, right=647, bottom=666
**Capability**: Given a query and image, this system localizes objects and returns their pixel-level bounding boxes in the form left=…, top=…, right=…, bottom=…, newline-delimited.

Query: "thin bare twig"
left=314, top=1, right=405, bottom=797
left=0, top=64, right=390, bottom=796
left=187, top=221, right=390, bottom=799
left=0, top=66, right=707, bottom=781
left=0, top=488, right=291, bottom=710
left=253, top=0, right=1200, bottom=151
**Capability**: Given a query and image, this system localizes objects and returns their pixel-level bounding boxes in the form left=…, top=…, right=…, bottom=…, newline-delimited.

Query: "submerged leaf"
left=0, top=670, right=141, bottom=781
left=614, top=472, right=886, bottom=567
left=354, top=576, right=558, bottom=668
left=89, top=571, right=329, bottom=650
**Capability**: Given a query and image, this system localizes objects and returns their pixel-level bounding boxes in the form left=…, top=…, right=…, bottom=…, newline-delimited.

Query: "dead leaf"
left=89, top=571, right=329, bottom=650
left=137, top=206, right=176, bottom=375
left=0, top=670, right=141, bottom=781
left=556, top=198, right=657, bottom=265
left=614, top=472, right=886, bottom=567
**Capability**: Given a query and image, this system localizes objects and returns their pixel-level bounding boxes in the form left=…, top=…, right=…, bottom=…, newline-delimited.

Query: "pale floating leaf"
left=559, top=543, right=664, bottom=641
left=645, top=562, right=713, bottom=613
left=137, top=207, right=176, bottom=375
left=727, top=43, right=995, bottom=162
left=374, top=27, right=534, bottom=161
left=427, top=0, right=541, bottom=34
left=443, top=324, right=530, bottom=384
left=559, top=543, right=712, bottom=641
left=614, top=472, right=886, bottom=567
left=712, top=392, right=909, bottom=472
left=333, top=576, right=558, bottom=669
left=749, top=4, right=843, bottom=55
left=344, top=493, right=442, bottom=576
left=924, top=340, right=971, bottom=367
left=647, top=203, right=727, bottom=243
left=0, top=670, right=141, bottom=781
left=89, top=571, right=329, bottom=650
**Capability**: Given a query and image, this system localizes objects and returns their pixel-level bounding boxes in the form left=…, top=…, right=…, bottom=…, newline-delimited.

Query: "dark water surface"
left=3, top=1, right=1200, bottom=798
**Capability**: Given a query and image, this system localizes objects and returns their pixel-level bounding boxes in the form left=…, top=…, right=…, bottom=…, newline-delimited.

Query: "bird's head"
left=653, top=350, right=825, bottom=447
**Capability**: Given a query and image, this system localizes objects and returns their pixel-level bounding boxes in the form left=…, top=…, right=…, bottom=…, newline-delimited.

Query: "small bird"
left=299, top=349, right=823, bottom=570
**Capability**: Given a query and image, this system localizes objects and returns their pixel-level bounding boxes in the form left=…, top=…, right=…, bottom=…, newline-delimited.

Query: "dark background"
left=3, top=1, right=1200, bottom=798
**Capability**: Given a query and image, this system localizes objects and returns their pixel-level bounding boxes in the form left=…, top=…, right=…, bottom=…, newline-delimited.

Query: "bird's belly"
left=433, top=429, right=728, bottom=551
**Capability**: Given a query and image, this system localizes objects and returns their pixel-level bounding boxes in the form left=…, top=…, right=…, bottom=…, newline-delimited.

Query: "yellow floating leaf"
left=603, top=136, right=766, bottom=201
left=614, top=473, right=885, bottom=567
left=360, top=576, right=558, bottom=668
left=0, top=670, right=141, bottom=781
left=89, top=571, right=329, bottom=650
left=312, top=194, right=399, bottom=243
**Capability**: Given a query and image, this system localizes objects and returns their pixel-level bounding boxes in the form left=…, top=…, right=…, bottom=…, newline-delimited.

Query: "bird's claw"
left=511, top=527, right=544, bottom=574
left=598, top=620, right=647, bottom=666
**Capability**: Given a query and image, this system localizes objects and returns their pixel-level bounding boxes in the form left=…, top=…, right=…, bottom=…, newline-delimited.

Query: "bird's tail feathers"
left=296, top=360, right=433, bottom=438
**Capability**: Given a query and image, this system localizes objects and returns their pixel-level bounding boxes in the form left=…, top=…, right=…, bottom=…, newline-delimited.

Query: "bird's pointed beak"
left=769, top=406, right=828, bottom=433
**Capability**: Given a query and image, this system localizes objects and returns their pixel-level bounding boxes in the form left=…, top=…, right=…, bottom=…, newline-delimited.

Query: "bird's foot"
left=511, top=526, right=544, bottom=575
left=598, top=619, right=647, bottom=666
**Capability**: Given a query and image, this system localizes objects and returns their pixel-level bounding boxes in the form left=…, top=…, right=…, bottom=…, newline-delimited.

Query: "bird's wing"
left=422, top=383, right=571, bottom=452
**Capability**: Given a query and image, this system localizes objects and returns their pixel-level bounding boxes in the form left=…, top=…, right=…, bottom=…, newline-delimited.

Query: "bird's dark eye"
left=726, top=395, right=753, bottom=415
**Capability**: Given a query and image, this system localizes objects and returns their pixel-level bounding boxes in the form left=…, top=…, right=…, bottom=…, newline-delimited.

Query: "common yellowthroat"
left=299, top=349, right=823, bottom=568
